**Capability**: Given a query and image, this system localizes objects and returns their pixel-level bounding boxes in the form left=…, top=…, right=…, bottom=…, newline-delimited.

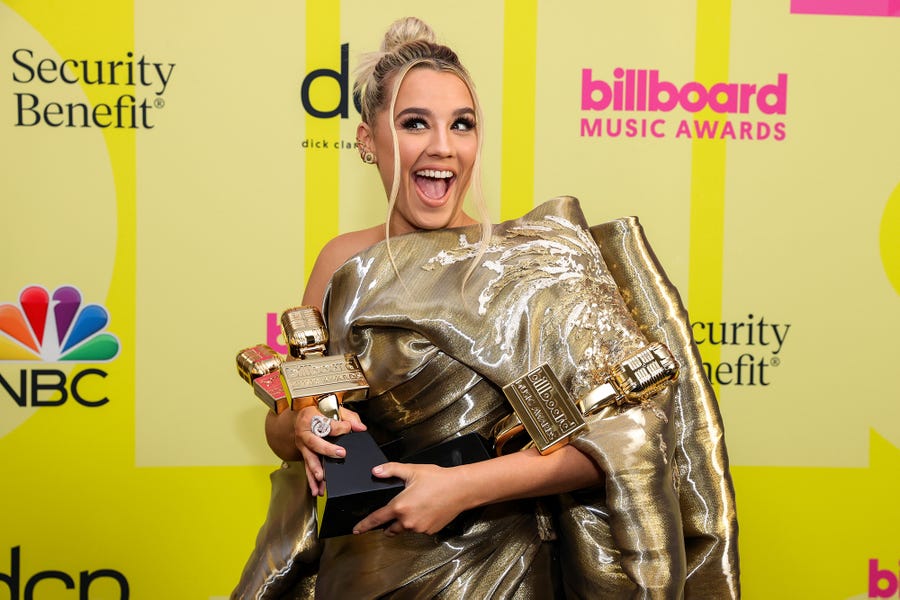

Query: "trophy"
left=236, top=306, right=403, bottom=538
left=493, top=342, right=679, bottom=455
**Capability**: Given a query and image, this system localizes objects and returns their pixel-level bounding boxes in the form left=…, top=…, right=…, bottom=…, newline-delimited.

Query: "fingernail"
left=372, top=465, right=383, bottom=474
left=335, top=448, right=346, bottom=458
left=352, top=529, right=360, bottom=535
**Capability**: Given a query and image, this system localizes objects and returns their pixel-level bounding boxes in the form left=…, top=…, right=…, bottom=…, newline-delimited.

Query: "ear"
left=356, top=122, right=374, bottom=152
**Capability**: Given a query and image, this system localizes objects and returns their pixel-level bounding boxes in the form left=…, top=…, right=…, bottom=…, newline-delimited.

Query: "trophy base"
left=395, top=433, right=494, bottom=536
left=318, top=432, right=404, bottom=539
left=399, top=432, right=493, bottom=466
left=318, top=432, right=493, bottom=538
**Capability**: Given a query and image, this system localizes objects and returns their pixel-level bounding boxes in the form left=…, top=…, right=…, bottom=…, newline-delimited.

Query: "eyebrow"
left=394, top=107, right=476, bottom=119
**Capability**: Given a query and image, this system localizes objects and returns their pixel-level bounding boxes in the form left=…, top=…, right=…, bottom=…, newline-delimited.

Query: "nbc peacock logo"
left=0, top=285, right=119, bottom=362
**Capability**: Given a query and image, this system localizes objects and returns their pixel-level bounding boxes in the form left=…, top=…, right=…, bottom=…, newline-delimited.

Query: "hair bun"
left=380, top=16, right=437, bottom=52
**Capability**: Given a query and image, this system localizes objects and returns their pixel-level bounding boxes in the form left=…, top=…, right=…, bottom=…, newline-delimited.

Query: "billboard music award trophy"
left=236, top=306, right=403, bottom=538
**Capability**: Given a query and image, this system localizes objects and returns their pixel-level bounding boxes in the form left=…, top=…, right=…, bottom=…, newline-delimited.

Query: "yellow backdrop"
left=2, top=1, right=898, bottom=598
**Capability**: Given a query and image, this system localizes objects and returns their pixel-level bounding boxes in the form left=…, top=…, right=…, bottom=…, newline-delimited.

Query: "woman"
left=255, top=16, right=738, bottom=599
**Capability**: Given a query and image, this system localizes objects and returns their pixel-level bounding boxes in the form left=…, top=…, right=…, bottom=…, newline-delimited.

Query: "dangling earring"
left=356, top=139, right=376, bottom=164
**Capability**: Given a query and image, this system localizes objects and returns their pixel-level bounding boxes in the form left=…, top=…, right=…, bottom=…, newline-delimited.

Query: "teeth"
left=415, top=169, right=453, bottom=179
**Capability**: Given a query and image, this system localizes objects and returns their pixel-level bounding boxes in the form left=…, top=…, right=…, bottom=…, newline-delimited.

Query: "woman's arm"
left=353, top=444, right=602, bottom=536
left=263, top=227, right=383, bottom=494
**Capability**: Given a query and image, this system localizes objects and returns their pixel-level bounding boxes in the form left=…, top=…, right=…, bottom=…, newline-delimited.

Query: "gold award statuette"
left=279, top=306, right=405, bottom=539
left=502, top=364, right=587, bottom=455
left=279, top=306, right=369, bottom=419
left=494, top=343, right=679, bottom=455
left=235, top=344, right=289, bottom=414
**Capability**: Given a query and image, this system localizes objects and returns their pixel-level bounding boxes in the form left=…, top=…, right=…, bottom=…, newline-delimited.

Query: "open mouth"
left=414, top=169, right=455, bottom=201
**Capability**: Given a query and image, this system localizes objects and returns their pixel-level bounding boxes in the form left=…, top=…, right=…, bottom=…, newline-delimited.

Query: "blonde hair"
left=354, top=17, right=491, bottom=291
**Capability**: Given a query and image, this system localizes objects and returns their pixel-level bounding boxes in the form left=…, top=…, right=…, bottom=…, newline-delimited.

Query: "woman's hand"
left=293, top=405, right=367, bottom=497
left=348, top=446, right=604, bottom=535
left=352, top=463, right=470, bottom=536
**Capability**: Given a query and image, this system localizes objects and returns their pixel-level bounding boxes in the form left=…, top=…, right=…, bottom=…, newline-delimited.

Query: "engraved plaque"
left=502, top=364, right=587, bottom=455
left=280, top=354, right=369, bottom=405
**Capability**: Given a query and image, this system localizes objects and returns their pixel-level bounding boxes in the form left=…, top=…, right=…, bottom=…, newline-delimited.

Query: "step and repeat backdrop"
left=2, top=0, right=898, bottom=598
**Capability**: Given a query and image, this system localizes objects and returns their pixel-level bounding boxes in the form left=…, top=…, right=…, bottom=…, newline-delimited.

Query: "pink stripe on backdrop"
left=791, top=0, right=900, bottom=16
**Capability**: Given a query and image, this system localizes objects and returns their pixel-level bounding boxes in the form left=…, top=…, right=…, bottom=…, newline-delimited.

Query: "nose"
left=426, top=128, right=453, bottom=158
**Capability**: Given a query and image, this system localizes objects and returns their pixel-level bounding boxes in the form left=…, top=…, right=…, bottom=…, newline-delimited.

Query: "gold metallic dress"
left=232, top=197, right=739, bottom=599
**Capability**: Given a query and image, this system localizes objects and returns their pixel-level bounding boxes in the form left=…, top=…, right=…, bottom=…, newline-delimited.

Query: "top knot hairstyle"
left=354, top=17, right=469, bottom=125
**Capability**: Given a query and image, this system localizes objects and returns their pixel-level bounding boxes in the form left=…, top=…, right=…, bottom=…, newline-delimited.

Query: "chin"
left=413, top=214, right=455, bottom=231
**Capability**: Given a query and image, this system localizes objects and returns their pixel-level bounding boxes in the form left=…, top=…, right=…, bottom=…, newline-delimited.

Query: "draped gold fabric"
left=231, top=197, right=739, bottom=599
left=589, top=217, right=740, bottom=598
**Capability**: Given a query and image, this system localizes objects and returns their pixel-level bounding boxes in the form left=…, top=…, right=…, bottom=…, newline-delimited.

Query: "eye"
left=399, top=116, right=427, bottom=131
left=452, top=117, right=476, bottom=132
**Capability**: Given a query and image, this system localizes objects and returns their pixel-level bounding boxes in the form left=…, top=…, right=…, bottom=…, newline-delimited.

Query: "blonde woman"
left=253, top=16, right=739, bottom=599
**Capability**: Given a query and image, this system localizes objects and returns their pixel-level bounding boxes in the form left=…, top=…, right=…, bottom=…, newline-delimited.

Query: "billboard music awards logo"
left=791, top=0, right=900, bottom=17
left=580, top=67, right=788, bottom=141
left=10, top=48, right=175, bottom=129
left=0, top=285, right=119, bottom=408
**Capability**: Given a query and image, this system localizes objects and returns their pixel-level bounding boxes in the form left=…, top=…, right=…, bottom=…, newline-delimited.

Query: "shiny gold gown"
left=232, top=197, right=739, bottom=599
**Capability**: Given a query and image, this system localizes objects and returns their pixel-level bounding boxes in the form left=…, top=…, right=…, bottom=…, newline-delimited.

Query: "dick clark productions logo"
left=0, top=285, right=120, bottom=407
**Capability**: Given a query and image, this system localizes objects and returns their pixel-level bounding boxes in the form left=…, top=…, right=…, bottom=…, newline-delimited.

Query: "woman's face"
left=359, top=68, right=478, bottom=235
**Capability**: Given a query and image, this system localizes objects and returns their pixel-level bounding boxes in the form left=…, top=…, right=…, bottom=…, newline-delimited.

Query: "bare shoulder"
left=322, top=225, right=385, bottom=265
left=302, top=225, right=385, bottom=307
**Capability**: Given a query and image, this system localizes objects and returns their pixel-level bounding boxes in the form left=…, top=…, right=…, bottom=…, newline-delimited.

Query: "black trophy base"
left=390, top=432, right=494, bottom=536
left=399, top=432, right=493, bottom=466
left=319, top=432, right=494, bottom=538
left=318, top=431, right=404, bottom=539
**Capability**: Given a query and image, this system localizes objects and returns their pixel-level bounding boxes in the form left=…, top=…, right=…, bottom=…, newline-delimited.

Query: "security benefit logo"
left=692, top=314, right=790, bottom=386
left=10, top=48, right=175, bottom=129
left=0, top=285, right=120, bottom=408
